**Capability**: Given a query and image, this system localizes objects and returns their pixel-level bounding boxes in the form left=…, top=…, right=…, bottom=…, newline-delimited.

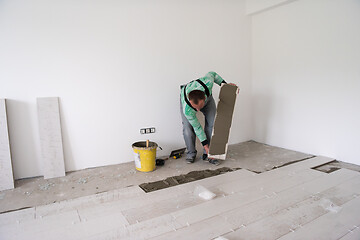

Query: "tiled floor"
left=0, top=140, right=312, bottom=213
left=1, top=141, right=360, bottom=239
left=1, top=156, right=360, bottom=239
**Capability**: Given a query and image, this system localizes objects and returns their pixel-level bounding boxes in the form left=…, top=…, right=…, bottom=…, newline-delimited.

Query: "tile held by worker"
left=209, top=84, right=238, bottom=159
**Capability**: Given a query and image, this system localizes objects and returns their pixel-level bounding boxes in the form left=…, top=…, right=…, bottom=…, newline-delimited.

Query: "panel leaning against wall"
left=0, top=99, right=15, bottom=191
left=37, top=97, right=66, bottom=179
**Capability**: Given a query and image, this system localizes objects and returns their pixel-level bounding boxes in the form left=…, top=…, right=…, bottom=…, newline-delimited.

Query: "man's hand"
left=204, top=144, right=209, bottom=155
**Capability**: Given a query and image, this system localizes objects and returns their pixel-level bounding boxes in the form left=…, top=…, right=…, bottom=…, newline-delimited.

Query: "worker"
left=180, top=71, right=238, bottom=165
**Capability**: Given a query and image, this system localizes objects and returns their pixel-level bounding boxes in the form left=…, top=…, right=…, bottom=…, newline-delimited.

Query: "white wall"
left=251, top=0, right=360, bottom=164
left=0, top=0, right=252, bottom=179
left=245, top=0, right=296, bottom=15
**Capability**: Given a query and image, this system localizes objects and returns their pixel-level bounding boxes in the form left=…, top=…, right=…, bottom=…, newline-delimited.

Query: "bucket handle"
left=146, top=140, right=162, bottom=150
left=144, top=139, right=162, bottom=150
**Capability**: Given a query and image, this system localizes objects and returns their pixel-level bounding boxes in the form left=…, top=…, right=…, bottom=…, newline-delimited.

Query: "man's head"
left=188, top=90, right=205, bottom=111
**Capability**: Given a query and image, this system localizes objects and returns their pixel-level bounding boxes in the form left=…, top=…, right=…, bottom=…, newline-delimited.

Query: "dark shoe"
left=208, top=158, right=220, bottom=166
left=186, top=157, right=195, bottom=164
left=202, top=154, right=208, bottom=161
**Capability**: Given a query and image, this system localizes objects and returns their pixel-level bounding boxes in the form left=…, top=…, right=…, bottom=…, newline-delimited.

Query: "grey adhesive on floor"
left=0, top=99, right=14, bottom=191
left=37, top=97, right=65, bottom=179
left=209, top=84, right=237, bottom=156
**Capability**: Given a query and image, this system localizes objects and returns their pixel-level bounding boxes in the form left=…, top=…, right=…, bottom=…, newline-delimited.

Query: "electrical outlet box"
left=140, top=127, right=156, bottom=134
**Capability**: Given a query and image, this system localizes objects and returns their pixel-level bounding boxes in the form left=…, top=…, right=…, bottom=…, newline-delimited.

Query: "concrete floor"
left=0, top=141, right=313, bottom=213
left=314, top=160, right=360, bottom=173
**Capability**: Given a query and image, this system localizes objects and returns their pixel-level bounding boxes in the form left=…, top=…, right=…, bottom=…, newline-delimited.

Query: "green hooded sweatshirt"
left=180, top=71, right=226, bottom=146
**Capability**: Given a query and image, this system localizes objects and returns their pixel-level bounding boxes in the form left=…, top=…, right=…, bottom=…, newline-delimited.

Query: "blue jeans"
left=180, top=95, right=217, bottom=159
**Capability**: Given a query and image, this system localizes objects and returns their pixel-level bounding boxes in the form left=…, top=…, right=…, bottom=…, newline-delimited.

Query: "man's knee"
left=183, top=125, right=194, bottom=136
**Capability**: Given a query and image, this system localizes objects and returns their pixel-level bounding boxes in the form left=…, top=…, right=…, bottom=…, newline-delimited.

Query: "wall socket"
left=140, top=127, right=155, bottom=134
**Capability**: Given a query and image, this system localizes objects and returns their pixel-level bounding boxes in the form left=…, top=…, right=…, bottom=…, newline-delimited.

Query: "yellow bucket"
left=132, top=141, right=158, bottom=172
